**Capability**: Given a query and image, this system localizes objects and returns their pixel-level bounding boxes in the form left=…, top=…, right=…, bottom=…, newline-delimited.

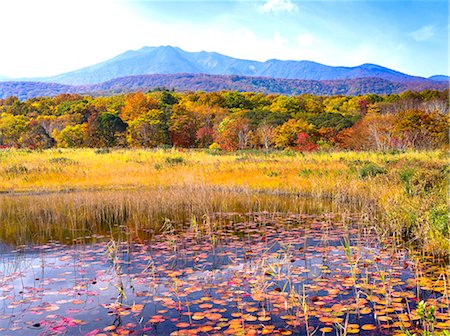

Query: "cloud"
left=296, top=33, right=315, bottom=46
left=260, top=0, right=298, bottom=14
left=0, top=0, right=141, bottom=77
left=410, top=25, right=434, bottom=41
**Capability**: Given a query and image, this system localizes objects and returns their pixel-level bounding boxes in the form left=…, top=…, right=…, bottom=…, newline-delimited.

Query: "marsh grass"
left=0, top=188, right=335, bottom=247
left=0, top=148, right=448, bottom=256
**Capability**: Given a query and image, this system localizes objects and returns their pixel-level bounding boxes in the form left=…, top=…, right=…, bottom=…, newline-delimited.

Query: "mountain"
left=1, top=46, right=446, bottom=99
left=429, top=75, right=449, bottom=82
left=1, top=74, right=447, bottom=100
left=25, top=46, right=432, bottom=85
left=0, top=81, right=77, bottom=100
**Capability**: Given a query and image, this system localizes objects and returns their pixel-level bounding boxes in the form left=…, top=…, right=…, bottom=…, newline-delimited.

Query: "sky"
left=0, top=0, right=447, bottom=78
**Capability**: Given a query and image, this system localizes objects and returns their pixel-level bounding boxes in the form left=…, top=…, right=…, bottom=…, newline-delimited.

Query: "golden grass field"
left=0, top=148, right=448, bottom=256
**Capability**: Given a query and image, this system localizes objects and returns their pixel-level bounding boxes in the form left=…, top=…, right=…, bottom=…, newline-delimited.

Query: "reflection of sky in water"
left=0, top=215, right=447, bottom=335
left=0, top=246, right=111, bottom=334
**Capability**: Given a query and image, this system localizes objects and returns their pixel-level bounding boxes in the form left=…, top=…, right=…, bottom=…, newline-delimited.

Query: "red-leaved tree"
left=296, top=132, right=318, bottom=152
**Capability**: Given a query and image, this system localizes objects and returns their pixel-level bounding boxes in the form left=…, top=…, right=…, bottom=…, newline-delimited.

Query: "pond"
left=0, top=189, right=448, bottom=335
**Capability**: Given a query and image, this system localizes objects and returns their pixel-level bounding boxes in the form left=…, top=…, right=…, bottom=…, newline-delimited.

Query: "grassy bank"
left=0, top=148, right=448, bottom=256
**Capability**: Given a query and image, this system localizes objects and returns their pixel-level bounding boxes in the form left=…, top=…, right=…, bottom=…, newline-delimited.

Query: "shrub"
left=95, top=148, right=111, bottom=154
left=49, top=157, right=77, bottom=165
left=165, top=156, right=185, bottom=165
left=209, top=143, right=221, bottom=151
left=298, top=169, right=312, bottom=177
left=429, top=205, right=450, bottom=236
left=359, top=163, right=386, bottom=179
left=399, top=168, right=416, bottom=195
left=207, top=142, right=222, bottom=155
left=5, top=164, right=28, bottom=176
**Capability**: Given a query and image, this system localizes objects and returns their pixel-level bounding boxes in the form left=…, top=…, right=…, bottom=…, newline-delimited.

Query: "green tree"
left=127, top=110, right=168, bottom=147
left=86, top=112, right=127, bottom=147
left=222, top=91, right=253, bottom=110
left=0, top=113, right=28, bottom=147
left=54, top=124, right=87, bottom=148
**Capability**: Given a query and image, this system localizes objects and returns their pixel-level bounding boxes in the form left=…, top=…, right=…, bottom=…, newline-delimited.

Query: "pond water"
left=0, top=190, right=448, bottom=335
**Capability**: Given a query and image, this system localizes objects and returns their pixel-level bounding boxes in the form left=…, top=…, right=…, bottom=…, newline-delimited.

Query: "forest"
left=0, top=89, right=448, bottom=151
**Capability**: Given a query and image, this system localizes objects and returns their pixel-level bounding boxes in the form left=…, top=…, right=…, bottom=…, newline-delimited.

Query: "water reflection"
left=0, top=191, right=448, bottom=335
left=0, top=189, right=338, bottom=246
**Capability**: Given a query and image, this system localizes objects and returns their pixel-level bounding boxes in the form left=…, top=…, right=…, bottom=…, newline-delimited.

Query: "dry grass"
left=0, top=148, right=448, bottom=256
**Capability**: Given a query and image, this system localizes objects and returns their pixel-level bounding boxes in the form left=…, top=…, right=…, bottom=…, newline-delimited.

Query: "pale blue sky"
left=0, top=0, right=447, bottom=78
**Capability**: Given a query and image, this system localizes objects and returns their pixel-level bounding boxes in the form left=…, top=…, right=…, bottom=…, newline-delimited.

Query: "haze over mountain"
left=10, top=46, right=446, bottom=86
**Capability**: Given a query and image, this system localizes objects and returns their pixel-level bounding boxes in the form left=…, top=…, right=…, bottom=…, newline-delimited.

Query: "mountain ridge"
left=428, top=75, right=450, bottom=82
left=1, top=73, right=447, bottom=100
left=5, top=45, right=446, bottom=86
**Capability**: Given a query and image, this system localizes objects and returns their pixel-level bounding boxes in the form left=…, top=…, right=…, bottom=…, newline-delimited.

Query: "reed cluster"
left=0, top=148, right=448, bottom=256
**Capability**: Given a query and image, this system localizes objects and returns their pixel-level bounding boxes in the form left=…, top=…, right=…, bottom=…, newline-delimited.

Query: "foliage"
left=274, top=119, right=312, bottom=149
left=126, top=110, right=168, bottom=147
left=429, top=205, right=449, bottom=237
left=0, top=113, right=28, bottom=147
left=54, top=124, right=86, bottom=148
left=296, top=132, right=318, bottom=152
left=217, top=115, right=250, bottom=150
left=0, top=90, right=448, bottom=151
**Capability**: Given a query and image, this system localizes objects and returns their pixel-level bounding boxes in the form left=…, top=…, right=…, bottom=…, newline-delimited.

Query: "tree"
left=127, top=110, right=168, bottom=147
left=169, top=106, right=200, bottom=147
left=256, top=123, right=276, bottom=152
left=0, top=113, right=28, bottom=147
left=217, top=116, right=250, bottom=150
left=303, top=95, right=323, bottom=114
left=393, top=109, right=449, bottom=149
left=323, top=96, right=348, bottom=114
left=0, top=96, right=29, bottom=115
left=336, top=113, right=396, bottom=150
left=196, top=126, right=214, bottom=148
left=54, top=124, right=87, bottom=148
left=222, top=91, right=253, bottom=110
left=307, top=112, right=357, bottom=132
left=296, top=132, right=318, bottom=152
left=37, top=114, right=83, bottom=137
left=274, top=119, right=312, bottom=149
left=159, top=91, right=179, bottom=107
left=20, top=120, right=54, bottom=149
left=86, top=112, right=127, bottom=147
left=120, top=91, right=158, bottom=122
left=269, top=95, right=305, bottom=114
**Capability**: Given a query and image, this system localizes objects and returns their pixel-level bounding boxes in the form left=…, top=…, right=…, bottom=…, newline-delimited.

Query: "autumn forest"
left=1, top=89, right=448, bottom=152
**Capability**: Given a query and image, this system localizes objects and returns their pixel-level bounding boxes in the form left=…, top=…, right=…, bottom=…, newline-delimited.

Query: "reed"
left=0, top=148, right=448, bottom=256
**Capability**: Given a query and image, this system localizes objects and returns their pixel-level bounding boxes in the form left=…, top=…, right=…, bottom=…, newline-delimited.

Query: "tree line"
left=0, top=89, right=448, bottom=151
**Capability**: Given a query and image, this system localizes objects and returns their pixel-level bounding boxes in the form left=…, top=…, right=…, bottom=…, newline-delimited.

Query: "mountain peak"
left=360, top=63, right=384, bottom=69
